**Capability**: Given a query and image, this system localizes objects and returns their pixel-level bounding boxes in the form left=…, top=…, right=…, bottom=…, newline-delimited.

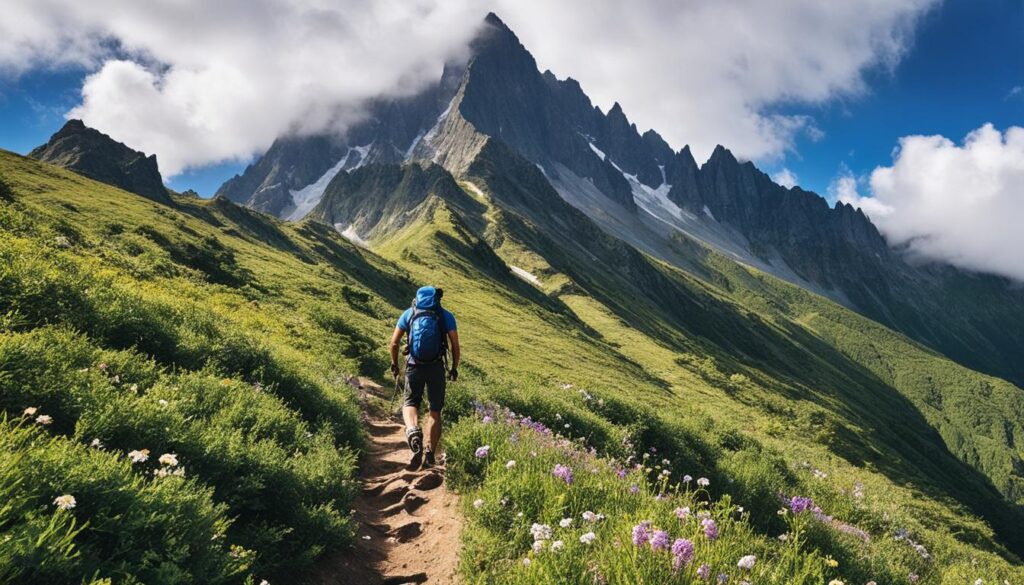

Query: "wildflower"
left=718, top=574, right=729, bottom=584
left=701, top=517, right=719, bottom=540
left=650, top=530, right=670, bottom=551
left=522, top=557, right=531, bottom=566
left=974, top=580, right=983, bottom=585
left=530, top=451, right=538, bottom=458
left=559, top=518, right=573, bottom=528
left=473, top=499, right=484, bottom=509
left=580, top=531, right=596, bottom=545
left=852, top=482, right=865, bottom=499
left=53, top=494, right=77, bottom=510
left=789, top=496, right=814, bottom=514
left=631, top=521, right=651, bottom=546
left=629, top=484, right=639, bottom=494
left=682, top=474, right=693, bottom=483
left=158, top=399, right=169, bottom=407
left=260, top=580, right=269, bottom=585
left=550, top=540, right=565, bottom=552
left=825, top=557, right=839, bottom=568
left=552, top=464, right=574, bottom=485
left=531, top=523, right=553, bottom=541
left=674, top=506, right=691, bottom=520
left=737, top=555, right=756, bottom=570
left=22, top=407, right=37, bottom=417
left=671, top=538, right=694, bottom=570
left=582, top=510, right=598, bottom=522
left=506, top=460, right=516, bottom=469
left=829, top=581, right=845, bottom=585
left=128, top=449, right=150, bottom=463
left=532, top=540, right=546, bottom=553
left=616, top=469, right=627, bottom=479
left=482, top=415, right=493, bottom=424
left=909, top=574, right=919, bottom=583
left=697, top=477, right=710, bottom=487
left=35, top=415, right=53, bottom=425
left=90, top=438, right=104, bottom=449
left=697, top=564, right=711, bottom=581
left=98, top=363, right=108, bottom=371
left=475, top=445, right=490, bottom=458
left=129, top=384, right=139, bottom=393
left=159, top=453, right=179, bottom=467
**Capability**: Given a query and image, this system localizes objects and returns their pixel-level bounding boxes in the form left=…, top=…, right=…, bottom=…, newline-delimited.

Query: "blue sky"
left=0, top=0, right=1020, bottom=199
left=765, top=0, right=1023, bottom=201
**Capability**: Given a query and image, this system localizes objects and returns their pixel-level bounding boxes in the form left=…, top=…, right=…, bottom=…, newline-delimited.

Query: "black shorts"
left=403, top=361, right=446, bottom=412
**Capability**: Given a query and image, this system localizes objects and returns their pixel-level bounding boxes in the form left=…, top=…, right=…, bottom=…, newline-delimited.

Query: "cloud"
left=771, top=168, right=799, bottom=188
left=2, top=0, right=936, bottom=175
left=844, top=124, right=1024, bottom=281
left=2, top=0, right=484, bottom=175
left=492, top=0, right=935, bottom=162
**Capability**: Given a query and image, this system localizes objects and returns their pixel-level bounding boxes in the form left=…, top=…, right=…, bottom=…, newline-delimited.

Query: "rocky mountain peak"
left=30, top=120, right=171, bottom=205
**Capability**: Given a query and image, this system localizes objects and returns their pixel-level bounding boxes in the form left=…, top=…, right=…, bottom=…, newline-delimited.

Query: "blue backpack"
left=409, top=286, right=448, bottom=363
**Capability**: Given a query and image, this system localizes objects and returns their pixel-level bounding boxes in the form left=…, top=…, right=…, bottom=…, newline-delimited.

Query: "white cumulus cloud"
left=2, top=0, right=937, bottom=176
left=772, top=168, right=799, bottom=188
left=844, top=124, right=1024, bottom=281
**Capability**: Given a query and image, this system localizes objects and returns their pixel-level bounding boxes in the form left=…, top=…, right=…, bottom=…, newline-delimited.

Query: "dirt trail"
left=314, top=378, right=462, bottom=585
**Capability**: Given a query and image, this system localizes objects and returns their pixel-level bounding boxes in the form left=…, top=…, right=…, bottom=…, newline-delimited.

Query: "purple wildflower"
left=475, top=445, right=490, bottom=458
left=482, top=415, right=493, bottom=424
left=671, top=538, right=695, bottom=571
left=629, top=484, right=640, bottom=494
left=617, top=469, right=627, bottom=479
left=552, top=464, right=574, bottom=485
left=650, top=530, right=670, bottom=551
left=789, top=496, right=814, bottom=514
left=701, top=517, right=719, bottom=541
left=718, top=573, right=729, bottom=584
left=675, top=506, right=691, bottom=520
left=631, top=521, right=651, bottom=546
left=697, top=563, right=711, bottom=581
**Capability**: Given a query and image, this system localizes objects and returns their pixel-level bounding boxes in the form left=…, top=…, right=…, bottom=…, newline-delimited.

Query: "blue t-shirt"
left=396, top=307, right=457, bottom=333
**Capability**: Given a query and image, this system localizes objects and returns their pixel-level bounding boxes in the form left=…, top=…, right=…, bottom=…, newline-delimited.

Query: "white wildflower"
left=580, top=531, right=596, bottom=545
left=159, top=453, right=179, bottom=467
left=128, top=449, right=150, bottom=463
left=53, top=494, right=77, bottom=510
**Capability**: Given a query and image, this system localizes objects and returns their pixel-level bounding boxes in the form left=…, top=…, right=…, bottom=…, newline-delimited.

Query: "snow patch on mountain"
left=588, top=142, right=606, bottom=161
left=334, top=223, right=369, bottom=248
left=510, top=265, right=541, bottom=285
left=287, top=143, right=373, bottom=221
left=702, top=205, right=716, bottom=221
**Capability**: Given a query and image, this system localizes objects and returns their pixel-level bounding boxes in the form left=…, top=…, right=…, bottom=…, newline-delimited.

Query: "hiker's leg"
left=402, top=405, right=419, bottom=429
left=402, top=365, right=424, bottom=431
left=425, top=362, right=446, bottom=452
left=428, top=410, right=442, bottom=452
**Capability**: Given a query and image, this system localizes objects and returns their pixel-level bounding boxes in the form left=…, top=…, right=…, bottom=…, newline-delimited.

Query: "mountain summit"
left=30, top=120, right=171, bottom=204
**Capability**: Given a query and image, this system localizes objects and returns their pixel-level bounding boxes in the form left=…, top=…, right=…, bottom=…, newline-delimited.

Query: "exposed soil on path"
left=313, top=378, right=462, bottom=585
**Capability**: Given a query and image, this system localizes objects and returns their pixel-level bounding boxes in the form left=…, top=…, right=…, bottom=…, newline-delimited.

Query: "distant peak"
left=484, top=12, right=508, bottom=29
left=609, top=102, right=624, bottom=115
left=708, top=144, right=738, bottom=164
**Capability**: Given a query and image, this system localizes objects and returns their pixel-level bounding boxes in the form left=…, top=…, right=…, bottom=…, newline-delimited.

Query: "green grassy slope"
left=3, top=145, right=1024, bottom=584
left=0, top=149, right=412, bottom=583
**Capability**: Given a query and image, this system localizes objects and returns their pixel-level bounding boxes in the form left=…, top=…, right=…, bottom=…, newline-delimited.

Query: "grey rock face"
left=30, top=120, right=171, bottom=204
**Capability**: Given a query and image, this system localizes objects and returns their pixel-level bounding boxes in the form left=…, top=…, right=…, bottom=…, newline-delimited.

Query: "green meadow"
left=2, top=148, right=1024, bottom=583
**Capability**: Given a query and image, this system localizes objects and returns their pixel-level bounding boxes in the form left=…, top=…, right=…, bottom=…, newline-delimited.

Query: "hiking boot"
left=423, top=450, right=436, bottom=468
left=406, top=427, right=423, bottom=469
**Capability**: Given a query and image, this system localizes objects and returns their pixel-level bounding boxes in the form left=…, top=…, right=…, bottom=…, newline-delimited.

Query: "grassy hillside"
left=3, top=146, right=1024, bottom=584
left=0, top=150, right=411, bottom=583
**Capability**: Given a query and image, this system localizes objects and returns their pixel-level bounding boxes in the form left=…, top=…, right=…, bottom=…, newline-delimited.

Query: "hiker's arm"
left=448, top=331, right=460, bottom=369
left=389, top=327, right=404, bottom=368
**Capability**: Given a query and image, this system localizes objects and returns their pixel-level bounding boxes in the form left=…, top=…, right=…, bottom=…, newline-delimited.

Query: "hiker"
left=389, top=285, right=460, bottom=468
